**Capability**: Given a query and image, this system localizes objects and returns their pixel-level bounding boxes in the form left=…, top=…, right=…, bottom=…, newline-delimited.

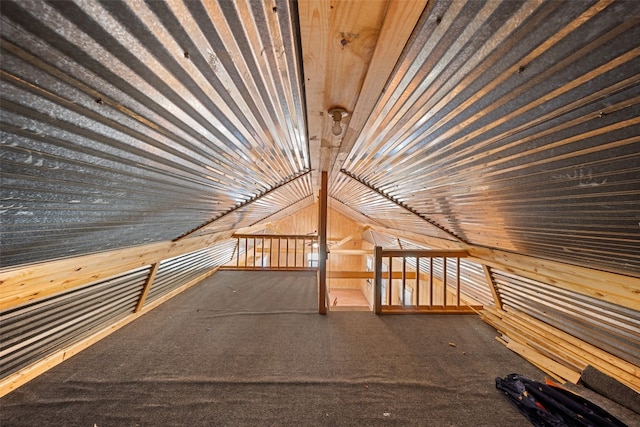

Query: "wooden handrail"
left=373, top=246, right=479, bottom=315
left=231, top=234, right=319, bottom=270
left=233, top=233, right=318, bottom=239
left=378, top=249, right=468, bottom=258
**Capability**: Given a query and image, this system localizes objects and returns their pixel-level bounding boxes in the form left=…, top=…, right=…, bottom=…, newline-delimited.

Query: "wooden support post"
left=318, top=171, right=328, bottom=314
left=374, top=246, right=383, bottom=314
left=483, top=264, right=503, bottom=310
left=135, top=262, right=160, bottom=313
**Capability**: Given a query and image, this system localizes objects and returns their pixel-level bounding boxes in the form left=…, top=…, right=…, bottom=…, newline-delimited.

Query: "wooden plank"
left=233, top=233, right=318, bottom=239
left=0, top=231, right=233, bottom=311
left=367, top=225, right=466, bottom=250
left=468, top=247, right=640, bottom=311
left=380, top=249, right=468, bottom=258
left=330, top=0, right=429, bottom=176
left=329, top=249, right=372, bottom=255
left=482, top=307, right=640, bottom=392
left=0, top=266, right=218, bottom=398
left=219, top=266, right=317, bottom=272
left=380, top=305, right=483, bottom=315
left=135, top=262, right=160, bottom=312
left=328, top=271, right=416, bottom=279
left=506, top=340, right=582, bottom=384
left=482, top=264, right=503, bottom=310
left=505, top=309, right=640, bottom=387
left=331, top=225, right=370, bottom=249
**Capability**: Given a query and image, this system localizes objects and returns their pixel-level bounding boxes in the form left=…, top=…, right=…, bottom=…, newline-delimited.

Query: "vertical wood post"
left=374, top=246, right=382, bottom=314
left=318, top=171, right=328, bottom=314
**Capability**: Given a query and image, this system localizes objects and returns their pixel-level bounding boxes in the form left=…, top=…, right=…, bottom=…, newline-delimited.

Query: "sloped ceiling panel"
left=0, top=0, right=309, bottom=267
left=330, top=172, right=459, bottom=242
left=336, top=0, right=640, bottom=277
left=185, top=173, right=315, bottom=238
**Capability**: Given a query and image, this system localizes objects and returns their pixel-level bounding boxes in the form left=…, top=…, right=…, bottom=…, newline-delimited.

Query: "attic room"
left=0, top=0, right=638, bottom=425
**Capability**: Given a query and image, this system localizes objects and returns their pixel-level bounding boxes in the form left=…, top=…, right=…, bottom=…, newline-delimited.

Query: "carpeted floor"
left=2, top=270, right=631, bottom=426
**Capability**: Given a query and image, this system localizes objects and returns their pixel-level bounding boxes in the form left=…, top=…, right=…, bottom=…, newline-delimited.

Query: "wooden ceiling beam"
left=299, top=0, right=427, bottom=196
left=330, top=0, right=429, bottom=177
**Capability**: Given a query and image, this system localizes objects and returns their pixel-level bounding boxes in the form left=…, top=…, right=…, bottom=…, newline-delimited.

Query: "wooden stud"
left=135, top=262, right=160, bottom=313
left=482, top=264, right=503, bottom=310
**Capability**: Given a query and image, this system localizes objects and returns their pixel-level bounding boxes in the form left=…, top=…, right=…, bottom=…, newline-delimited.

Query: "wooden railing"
left=223, top=234, right=319, bottom=270
left=373, top=247, right=482, bottom=314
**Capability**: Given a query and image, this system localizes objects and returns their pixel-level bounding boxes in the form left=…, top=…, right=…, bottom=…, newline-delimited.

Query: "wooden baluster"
left=416, top=257, right=420, bottom=308
left=401, top=257, right=406, bottom=306
left=244, top=238, right=248, bottom=267
left=429, top=257, right=433, bottom=307
left=286, top=239, right=289, bottom=268
left=442, top=258, right=447, bottom=307
left=252, top=237, right=256, bottom=267
left=456, top=257, right=461, bottom=307
left=388, top=256, right=393, bottom=306
left=236, top=238, right=240, bottom=267
left=374, top=246, right=382, bottom=314
left=302, top=238, right=306, bottom=268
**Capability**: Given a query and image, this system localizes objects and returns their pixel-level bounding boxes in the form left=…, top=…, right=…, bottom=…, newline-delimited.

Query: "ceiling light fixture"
left=328, top=107, right=348, bottom=136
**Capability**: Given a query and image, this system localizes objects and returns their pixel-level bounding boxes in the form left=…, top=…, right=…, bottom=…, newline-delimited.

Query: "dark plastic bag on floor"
left=495, top=373, right=627, bottom=427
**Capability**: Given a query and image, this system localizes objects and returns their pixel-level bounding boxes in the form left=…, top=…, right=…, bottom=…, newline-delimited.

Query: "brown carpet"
left=0, top=270, right=571, bottom=426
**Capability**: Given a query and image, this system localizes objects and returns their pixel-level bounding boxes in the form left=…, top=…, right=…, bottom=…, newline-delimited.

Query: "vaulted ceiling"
left=1, top=0, right=639, bottom=280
